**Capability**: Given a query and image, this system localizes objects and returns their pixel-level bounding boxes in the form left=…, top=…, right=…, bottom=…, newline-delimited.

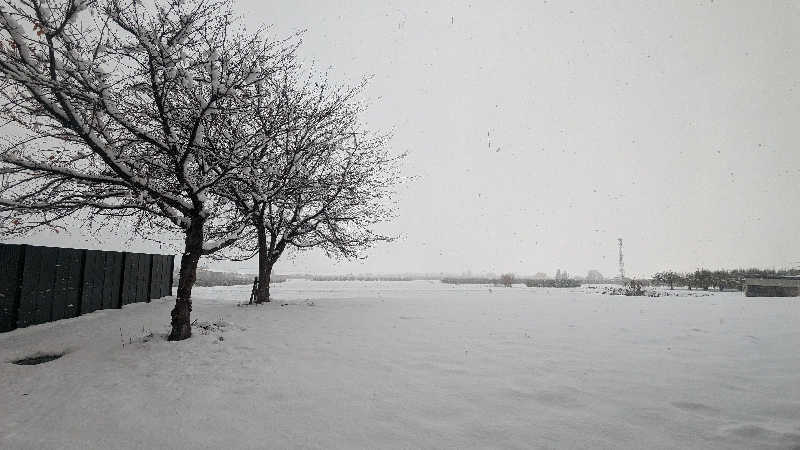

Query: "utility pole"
left=618, top=238, right=625, bottom=281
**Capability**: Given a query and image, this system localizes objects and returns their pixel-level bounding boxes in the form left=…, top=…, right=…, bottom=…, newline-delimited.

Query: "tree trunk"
left=255, top=225, right=272, bottom=304
left=168, top=217, right=204, bottom=341
left=256, top=259, right=274, bottom=304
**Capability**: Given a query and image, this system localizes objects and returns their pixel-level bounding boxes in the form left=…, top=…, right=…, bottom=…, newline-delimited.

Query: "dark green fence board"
left=17, top=246, right=57, bottom=327
left=103, top=252, right=123, bottom=309
left=163, top=255, right=172, bottom=297
left=167, top=255, right=174, bottom=296
left=0, top=244, right=24, bottom=332
left=150, top=254, right=172, bottom=299
left=81, top=250, right=104, bottom=314
left=36, top=246, right=57, bottom=325
left=51, top=247, right=83, bottom=321
left=15, top=246, right=39, bottom=328
left=121, top=253, right=138, bottom=306
left=136, top=254, right=152, bottom=303
left=149, top=255, right=162, bottom=299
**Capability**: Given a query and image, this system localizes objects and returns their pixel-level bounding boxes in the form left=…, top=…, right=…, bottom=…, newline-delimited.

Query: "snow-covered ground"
left=1, top=280, right=799, bottom=449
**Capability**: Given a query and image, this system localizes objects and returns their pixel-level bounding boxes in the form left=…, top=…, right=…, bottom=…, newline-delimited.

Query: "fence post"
left=117, top=252, right=127, bottom=308
left=76, top=249, right=87, bottom=316
left=146, top=254, right=154, bottom=303
left=3, top=244, right=28, bottom=331
left=12, top=245, right=26, bottom=331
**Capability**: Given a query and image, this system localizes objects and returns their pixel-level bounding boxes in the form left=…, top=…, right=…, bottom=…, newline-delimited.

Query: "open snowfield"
left=1, top=280, right=799, bottom=449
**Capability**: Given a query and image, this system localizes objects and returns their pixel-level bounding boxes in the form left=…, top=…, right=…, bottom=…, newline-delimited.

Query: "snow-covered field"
left=1, top=280, right=799, bottom=449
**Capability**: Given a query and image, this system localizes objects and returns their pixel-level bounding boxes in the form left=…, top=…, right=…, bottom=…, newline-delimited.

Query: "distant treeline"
left=441, top=277, right=508, bottom=285
left=173, top=268, right=287, bottom=287
left=652, top=268, right=800, bottom=291
left=441, top=277, right=581, bottom=288
left=307, top=274, right=442, bottom=281
left=523, top=279, right=582, bottom=288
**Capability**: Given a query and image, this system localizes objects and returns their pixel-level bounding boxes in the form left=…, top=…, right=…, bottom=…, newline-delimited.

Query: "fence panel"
left=0, top=244, right=24, bottom=332
left=103, top=251, right=124, bottom=309
left=81, top=250, right=105, bottom=314
left=121, top=253, right=154, bottom=305
left=136, top=254, right=152, bottom=303
left=156, top=254, right=172, bottom=299
left=14, top=246, right=39, bottom=328
left=50, top=247, right=83, bottom=321
left=121, top=253, right=138, bottom=306
left=17, top=246, right=57, bottom=327
left=150, top=255, right=162, bottom=299
left=163, top=255, right=173, bottom=297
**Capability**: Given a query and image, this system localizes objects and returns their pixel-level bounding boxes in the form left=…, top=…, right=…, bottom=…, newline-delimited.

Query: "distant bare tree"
left=500, top=273, right=514, bottom=287
left=0, top=0, right=293, bottom=339
left=694, top=269, right=713, bottom=291
left=652, top=270, right=680, bottom=290
left=683, top=272, right=695, bottom=290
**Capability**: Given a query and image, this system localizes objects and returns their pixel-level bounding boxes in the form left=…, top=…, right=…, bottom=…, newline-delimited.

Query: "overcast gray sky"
left=18, top=0, right=800, bottom=278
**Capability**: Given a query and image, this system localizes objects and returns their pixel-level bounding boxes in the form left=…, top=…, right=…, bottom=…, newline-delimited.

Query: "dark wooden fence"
left=0, top=243, right=173, bottom=333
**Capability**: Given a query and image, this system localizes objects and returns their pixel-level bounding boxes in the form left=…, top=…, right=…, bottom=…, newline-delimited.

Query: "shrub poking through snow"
left=625, top=279, right=645, bottom=296
left=191, top=316, right=232, bottom=335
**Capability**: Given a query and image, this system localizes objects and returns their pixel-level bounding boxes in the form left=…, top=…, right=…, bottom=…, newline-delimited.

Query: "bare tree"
left=216, top=73, right=402, bottom=303
left=0, top=0, right=292, bottom=339
left=652, top=270, right=681, bottom=290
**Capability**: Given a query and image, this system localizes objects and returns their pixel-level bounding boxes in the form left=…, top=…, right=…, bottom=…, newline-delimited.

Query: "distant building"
left=744, top=277, right=800, bottom=297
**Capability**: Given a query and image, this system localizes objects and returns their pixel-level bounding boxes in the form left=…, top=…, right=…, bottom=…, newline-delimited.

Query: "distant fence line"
left=0, top=243, right=173, bottom=333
